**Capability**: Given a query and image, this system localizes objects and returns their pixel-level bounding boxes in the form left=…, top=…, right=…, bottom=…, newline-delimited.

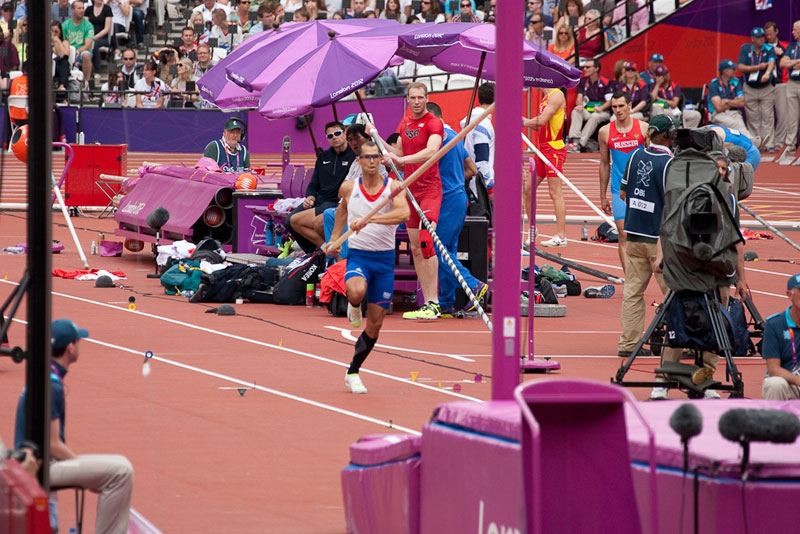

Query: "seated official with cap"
left=14, top=319, right=134, bottom=534
left=202, top=117, right=250, bottom=173
left=762, top=274, right=800, bottom=400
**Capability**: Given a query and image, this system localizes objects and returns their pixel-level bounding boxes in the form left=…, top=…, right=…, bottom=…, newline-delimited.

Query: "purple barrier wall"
left=50, top=97, right=406, bottom=154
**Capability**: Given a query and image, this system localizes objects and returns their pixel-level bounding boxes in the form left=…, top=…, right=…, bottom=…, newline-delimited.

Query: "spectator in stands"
left=611, top=0, right=646, bottom=43
left=611, top=59, right=625, bottom=84
left=639, top=53, right=662, bottom=86
left=283, top=0, right=304, bottom=14
left=210, top=7, right=242, bottom=50
left=548, top=23, right=575, bottom=65
left=780, top=21, right=800, bottom=162
left=293, top=7, right=310, bottom=21
left=345, top=0, right=369, bottom=18
left=304, top=0, right=327, bottom=20
left=613, top=61, right=648, bottom=119
left=156, top=46, right=179, bottom=85
left=13, top=0, right=24, bottom=20
left=273, top=1, right=286, bottom=23
left=331, top=10, right=345, bottom=19
left=52, top=22, right=71, bottom=98
left=555, top=0, right=583, bottom=35
left=193, top=0, right=231, bottom=23
left=380, top=0, right=405, bottom=23
left=52, top=0, right=72, bottom=24
left=739, top=26, right=776, bottom=151
left=170, top=57, right=199, bottom=108
left=708, top=59, right=758, bottom=145
left=179, top=26, right=198, bottom=55
left=413, top=0, right=444, bottom=23
left=120, top=47, right=141, bottom=91
left=62, top=0, right=94, bottom=89
left=484, top=0, right=496, bottom=23
left=249, top=2, right=277, bottom=34
left=567, top=57, right=610, bottom=152
left=190, top=11, right=211, bottom=45
left=12, top=17, right=26, bottom=64
left=526, top=0, right=553, bottom=27
left=87, top=0, right=113, bottom=86
left=230, top=0, right=254, bottom=32
left=287, top=121, right=356, bottom=253
left=526, top=11, right=553, bottom=49
left=648, top=65, right=700, bottom=128
left=576, top=9, right=605, bottom=60
left=14, top=319, right=134, bottom=534
left=101, top=68, right=124, bottom=105
left=130, top=0, right=148, bottom=49
left=765, top=21, right=789, bottom=155
left=0, top=24, right=18, bottom=89
left=152, top=0, right=178, bottom=37
left=193, top=43, right=214, bottom=77
left=135, top=59, right=168, bottom=108
left=0, top=2, right=12, bottom=39
left=108, top=0, right=133, bottom=59
left=451, top=0, right=480, bottom=23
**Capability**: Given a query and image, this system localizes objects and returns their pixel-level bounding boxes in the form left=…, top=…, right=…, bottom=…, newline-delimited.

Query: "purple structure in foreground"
left=491, top=0, right=523, bottom=399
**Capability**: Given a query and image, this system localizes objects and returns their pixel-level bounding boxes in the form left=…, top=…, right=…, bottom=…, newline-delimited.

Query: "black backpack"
left=593, top=222, right=619, bottom=243
left=196, top=264, right=281, bottom=303
left=273, top=251, right=325, bottom=305
left=467, top=172, right=493, bottom=225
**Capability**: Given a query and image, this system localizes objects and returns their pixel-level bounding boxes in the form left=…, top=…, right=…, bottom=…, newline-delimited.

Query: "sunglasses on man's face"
left=359, top=154, right=381, bottom=161
left=327, top=130, right=344, bottom=139
left=624, top=67, right=636, bottom=71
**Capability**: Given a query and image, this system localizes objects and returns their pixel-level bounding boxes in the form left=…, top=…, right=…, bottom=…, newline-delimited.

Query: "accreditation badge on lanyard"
left=748, top=46, right=764, bottom=83
left=792, top=44, right=800, bottom=78
left=788, top=328, right=800, bottom=374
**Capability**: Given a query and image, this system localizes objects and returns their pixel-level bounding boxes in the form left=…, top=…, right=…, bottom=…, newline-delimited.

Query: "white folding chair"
left=6, top=93, right=28, bottom=153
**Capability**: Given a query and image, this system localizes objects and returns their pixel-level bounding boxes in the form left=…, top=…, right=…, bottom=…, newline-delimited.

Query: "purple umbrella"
left=258, top=29, right=403, bottom=120
left=226, top=18, right=400, bottom=94
left=397, top=22, right=581, bottom=89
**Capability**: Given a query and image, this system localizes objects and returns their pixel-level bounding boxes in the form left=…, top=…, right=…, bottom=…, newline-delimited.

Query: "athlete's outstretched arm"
left=598, top=125, right=612, bottom=215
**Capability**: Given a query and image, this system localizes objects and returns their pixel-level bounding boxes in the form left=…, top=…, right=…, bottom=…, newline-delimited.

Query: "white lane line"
left=0, top=279, right=481, bottom=401
left=325, top=326, right=486, bottom=360
left=749, top=288, right=788, bottom=299
left=752, top=186, right=800, bottom=197
left=744, top=267, right=793, bottom=277
left=6, top=315, right=421, bottom=436
left=381, top=329, right=623, bottom=334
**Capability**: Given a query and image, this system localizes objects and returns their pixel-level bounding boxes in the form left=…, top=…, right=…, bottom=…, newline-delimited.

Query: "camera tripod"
left=612, top=287, right=760, bottom=398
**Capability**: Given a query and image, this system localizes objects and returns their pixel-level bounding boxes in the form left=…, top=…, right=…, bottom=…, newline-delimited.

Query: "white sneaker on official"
left=649, top=387, right=668, bottom=400
left=347, top=302, right=362, bottom=328
left=541, top=235, right=567, bottom=247
left=345, top=373, right=367, bottom=394
left=704, top=389, right=721, bottom=399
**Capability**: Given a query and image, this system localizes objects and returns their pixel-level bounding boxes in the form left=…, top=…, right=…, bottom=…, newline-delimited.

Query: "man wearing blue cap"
left=778, top=20, right=800, bottom=165
left=738, top=26, right=776, bottom=151
left=761, top=275, right=800, bottom=400
left=707, top=59, right=758, bottom=145
left=14, top=319, right=134, bottom=534
left=639, top=53, right=663, bottom=86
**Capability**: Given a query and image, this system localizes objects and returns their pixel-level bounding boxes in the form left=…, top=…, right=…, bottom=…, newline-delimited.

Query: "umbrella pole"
left=305, top=115, right=320, bottom=154
left=355, top=92, right=368, bottom=114
left=465, top=51, right=487, bottom=125
left=332, top=103, right=339, bottom=122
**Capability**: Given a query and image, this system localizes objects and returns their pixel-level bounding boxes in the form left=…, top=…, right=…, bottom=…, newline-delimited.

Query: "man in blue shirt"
left=15, top=319, right=134, bottom=534
left=708, top=59, right=759, bottom=146
left=426, top=102, right=487, bottom=316
left=778, top=20, right=800, bottom=164
left=639, top=53, right=663, bottom=86
left=762, top=274, right=800, bottom=399
left=738, top=27, right=776, bottom=151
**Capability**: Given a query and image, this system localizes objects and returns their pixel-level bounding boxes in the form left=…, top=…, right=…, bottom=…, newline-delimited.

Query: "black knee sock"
left=347, top=331, right=377, bottom=375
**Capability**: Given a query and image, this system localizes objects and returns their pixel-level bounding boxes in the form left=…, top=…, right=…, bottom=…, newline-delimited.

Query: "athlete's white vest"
left=347, top=176, right=397, bottom=251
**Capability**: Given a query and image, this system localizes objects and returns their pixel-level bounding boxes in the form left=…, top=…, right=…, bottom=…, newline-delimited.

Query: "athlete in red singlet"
left=524, top=88, right=567, bottom=247
left=370, top=82, right=444, bottom=320
left=598, top=91, right=648, bottom=272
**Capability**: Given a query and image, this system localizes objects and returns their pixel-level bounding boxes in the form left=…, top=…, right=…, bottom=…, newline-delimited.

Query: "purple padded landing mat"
left=342, top=434, right=420, bottom=534
left=431, top=400, right=520, bottom=442
left=626, top=399, right=800, bottom=479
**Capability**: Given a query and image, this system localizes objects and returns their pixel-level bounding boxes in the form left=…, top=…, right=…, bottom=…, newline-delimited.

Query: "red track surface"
left=0, top=153, right=798, bottom=532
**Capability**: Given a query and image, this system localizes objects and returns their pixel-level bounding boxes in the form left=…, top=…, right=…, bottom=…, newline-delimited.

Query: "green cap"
left=648, top=114, right=675, bottom=135
left=224, top=117, right=245, bottom=131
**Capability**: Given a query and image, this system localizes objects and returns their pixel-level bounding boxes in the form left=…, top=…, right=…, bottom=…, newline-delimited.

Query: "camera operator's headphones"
left=224, top=117, right=247, bottom=140
left=708, top=150, right=732, bottom=176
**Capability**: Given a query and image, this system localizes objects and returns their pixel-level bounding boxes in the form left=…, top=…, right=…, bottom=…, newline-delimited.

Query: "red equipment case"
left=64, top=144, right=128, bottom=207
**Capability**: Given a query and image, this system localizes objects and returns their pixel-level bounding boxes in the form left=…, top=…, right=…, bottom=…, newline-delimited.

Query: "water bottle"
left=305, top=283, right=314, bottom=308
left=581, top=221, right=588, bottom=241
left=264, top=220, right=274, bottom=246
left=3, top=246, right=24, bottom=254
left=91, top=241, right=98, bottom=255
left=314, top=282, right=321, bottom=306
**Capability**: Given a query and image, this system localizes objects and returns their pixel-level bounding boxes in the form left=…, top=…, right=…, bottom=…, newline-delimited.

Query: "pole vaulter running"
left=326, top=104, right=496, bottom=333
